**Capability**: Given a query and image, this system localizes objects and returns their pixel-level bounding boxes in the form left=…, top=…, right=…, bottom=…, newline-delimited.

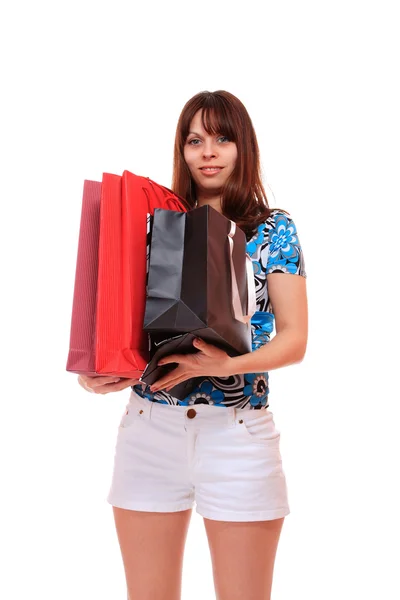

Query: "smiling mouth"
left=200, top=167, right=223, bottom=173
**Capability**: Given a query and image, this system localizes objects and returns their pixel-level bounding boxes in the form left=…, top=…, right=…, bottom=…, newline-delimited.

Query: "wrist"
left=224, top=352, right=255, bottom=377
left=223, top=356, right=239, bottom=377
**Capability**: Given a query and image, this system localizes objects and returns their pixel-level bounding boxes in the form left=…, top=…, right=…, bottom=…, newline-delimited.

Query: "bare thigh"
left=204, top=516, right=285, bottom=600
left=112, top=506, right=193, bottom=600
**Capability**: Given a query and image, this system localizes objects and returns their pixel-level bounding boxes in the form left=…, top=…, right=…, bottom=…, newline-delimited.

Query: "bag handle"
left=228, top=221, right=256, bottom=324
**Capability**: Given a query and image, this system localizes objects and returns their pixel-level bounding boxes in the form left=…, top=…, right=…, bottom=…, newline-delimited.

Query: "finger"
left=79, top=375, right=122, bottom=388
left=119, top=378, right=143, bottom=386
left=165, top=376, right=192, bottom=392
left=78, top=376, right=96, bottom=392
left=92, top=376, right=122, bottom=387
left=80, top=377, right=138, bottom=394
left=157, top=354, right=191, bottom=367
left=150, top=368, right=187, bottom=391
left=192, top=338, right=218, bottom=357
left=82, top=375, right=119, bottom=384
left=149, top=377, right=174, bottom=391
left=93, top=379, right=137, bottom=394
left=108, top=378, right=142, bottom=390
left=80, top=382, right=95, bottom=393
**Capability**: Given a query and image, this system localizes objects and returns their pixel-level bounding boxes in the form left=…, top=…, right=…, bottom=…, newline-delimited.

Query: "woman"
left=78, top=90, right=308, bottom=600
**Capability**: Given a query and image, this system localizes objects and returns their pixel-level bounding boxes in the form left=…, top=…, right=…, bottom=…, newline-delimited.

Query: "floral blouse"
left=132, top=209, right=307, bottom=410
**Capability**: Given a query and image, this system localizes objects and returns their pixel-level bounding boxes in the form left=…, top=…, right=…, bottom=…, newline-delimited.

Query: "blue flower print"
left=251, top=311, right=275, bottom=351
left=187, top=380, right=225, bottom=406
left=268, top=214, right=299, bottom=263
left=246, top=224, right=265, bottom=256
left=243, top=373, right=269, bottom=407
left=266, top=258, right=298, bottom=274
left=251, top=311, right=274, bottom=333
left=132, top=384, right=169, bottom=404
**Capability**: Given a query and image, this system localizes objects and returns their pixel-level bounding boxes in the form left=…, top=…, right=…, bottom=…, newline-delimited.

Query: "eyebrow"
left=187, top=131, right=202, bottom=137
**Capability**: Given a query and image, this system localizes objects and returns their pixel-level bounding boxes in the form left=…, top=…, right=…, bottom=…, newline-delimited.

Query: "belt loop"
left=229, top=407, right=237, bottom=428
left=148, top=400, right=154, bottom=420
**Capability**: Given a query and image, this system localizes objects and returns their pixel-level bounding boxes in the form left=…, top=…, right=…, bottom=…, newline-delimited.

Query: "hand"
left=77, top=374, right=144, bottom=395
left=150, top=338, right=233, bottom=393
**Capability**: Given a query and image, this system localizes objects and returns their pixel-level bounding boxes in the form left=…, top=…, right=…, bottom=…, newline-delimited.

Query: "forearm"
left=226, top=329, right=307, bottom=376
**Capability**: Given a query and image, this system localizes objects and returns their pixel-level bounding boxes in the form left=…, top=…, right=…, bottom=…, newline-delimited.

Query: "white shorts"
left=106, top=390, right=290, bottom=522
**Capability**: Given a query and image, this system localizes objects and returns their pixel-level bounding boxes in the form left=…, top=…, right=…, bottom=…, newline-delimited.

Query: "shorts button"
left=187, top=408, right=197, bottom=419
left=139, top=410, right=144, bottom=414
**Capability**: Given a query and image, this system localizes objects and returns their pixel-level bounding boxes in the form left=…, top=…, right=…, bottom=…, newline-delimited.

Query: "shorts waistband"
left=128, top=390, right=269, bottom=431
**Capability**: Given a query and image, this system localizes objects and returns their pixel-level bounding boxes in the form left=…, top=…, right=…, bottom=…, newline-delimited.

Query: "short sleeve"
left=260, top=210, right=307, bottom=277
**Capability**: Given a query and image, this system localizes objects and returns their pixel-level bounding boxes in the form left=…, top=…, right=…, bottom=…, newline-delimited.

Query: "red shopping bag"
left=66, top=180, right=102, bottom=376
left=66, top=171, right=187, bottom=378
left=95, top=171, right=188, bottom=376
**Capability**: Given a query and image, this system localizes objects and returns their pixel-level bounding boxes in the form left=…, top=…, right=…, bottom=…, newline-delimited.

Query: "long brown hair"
left=172, top=90, right=282, bottom=239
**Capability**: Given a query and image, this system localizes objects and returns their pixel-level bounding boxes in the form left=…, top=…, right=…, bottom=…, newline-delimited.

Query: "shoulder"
left=263, top=209, right=307, bottom=276
left=246, top=209, right=294, bottom=254
left=264, top=209, right=300, bottom=241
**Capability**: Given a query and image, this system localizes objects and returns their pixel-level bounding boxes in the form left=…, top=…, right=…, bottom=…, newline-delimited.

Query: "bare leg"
left=112, top=506, right=193, bottom=600
left=204, top=516, right=285, bottom=600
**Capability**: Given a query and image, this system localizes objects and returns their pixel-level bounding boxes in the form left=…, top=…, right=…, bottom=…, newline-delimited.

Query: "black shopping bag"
left=140, top=332, right=205, bottom=400
left=140, top=205, right=256, bottom=399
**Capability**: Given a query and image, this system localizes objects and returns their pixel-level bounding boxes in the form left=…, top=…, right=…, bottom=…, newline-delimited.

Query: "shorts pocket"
left=236, top=410, right=281, bottom=445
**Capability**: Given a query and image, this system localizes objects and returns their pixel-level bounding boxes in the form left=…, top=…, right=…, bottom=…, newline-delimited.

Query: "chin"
left=199, top=184, right=223, bottom=196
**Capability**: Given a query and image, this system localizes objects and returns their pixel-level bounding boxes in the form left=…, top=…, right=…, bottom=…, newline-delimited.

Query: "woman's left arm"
left=226, top=272, right=308, bottom=375
left=149, top=272, right=308, bottom=392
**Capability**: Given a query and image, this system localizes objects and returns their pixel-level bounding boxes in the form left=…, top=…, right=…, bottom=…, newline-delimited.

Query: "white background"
left=1, top=0, right=399, bottom=598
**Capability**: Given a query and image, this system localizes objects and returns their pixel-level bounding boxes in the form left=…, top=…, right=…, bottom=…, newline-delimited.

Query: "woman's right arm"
left=77, top=375, right=143, bottom=394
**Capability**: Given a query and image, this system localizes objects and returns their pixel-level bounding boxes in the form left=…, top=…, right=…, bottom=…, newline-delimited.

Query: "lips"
left=199, top=166, right=223, bottom=176
left=199, top=168, right=223, bottom=178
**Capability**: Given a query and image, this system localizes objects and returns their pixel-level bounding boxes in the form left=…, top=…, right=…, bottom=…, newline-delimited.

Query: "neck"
left=196, top=191, right=222, bottom=214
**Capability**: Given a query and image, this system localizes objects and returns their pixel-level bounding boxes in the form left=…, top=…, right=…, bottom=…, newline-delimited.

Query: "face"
left=183, top=109, right=238, bottom=200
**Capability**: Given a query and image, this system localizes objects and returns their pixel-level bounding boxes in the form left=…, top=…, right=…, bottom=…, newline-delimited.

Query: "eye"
left=188, top=138, right=201, bottom=145
left=218, top=135, right=230, bottom=143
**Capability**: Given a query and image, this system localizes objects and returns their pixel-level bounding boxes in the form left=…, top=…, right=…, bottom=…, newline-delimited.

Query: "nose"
left=202, top=139, right=218, bottom=160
